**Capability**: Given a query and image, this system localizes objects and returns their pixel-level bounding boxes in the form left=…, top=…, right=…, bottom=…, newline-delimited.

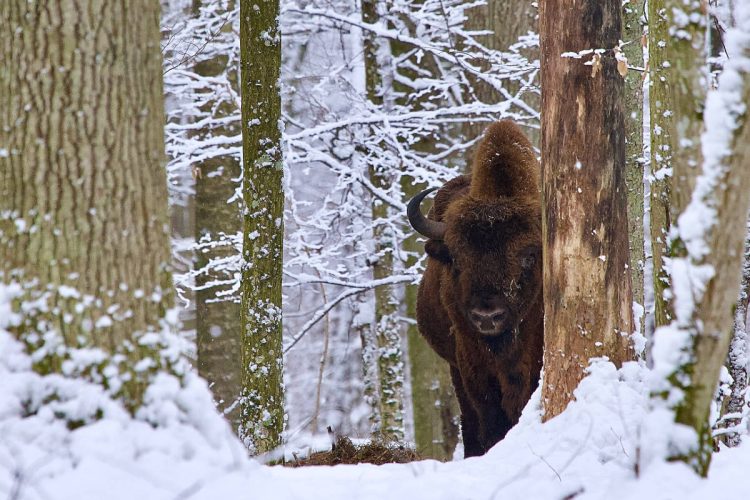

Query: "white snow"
left=3, top=292, right=750, bottom=500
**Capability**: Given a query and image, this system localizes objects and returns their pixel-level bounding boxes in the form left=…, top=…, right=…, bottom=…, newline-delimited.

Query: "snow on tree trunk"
left=462, top=0, right=539, bottom=152
left=361, top=0, right=406, bottom=442
left=238, top=0, right=285, bottom=454
left=719, top=231, right=750, bottom=447
left=648, top=0, right=676, bottom=330
left=623, top=0, right=646, bottom=336
left=649, top=2, right=750, bottom=475
left=649, top=0, right=707, bottom=330
left=539, top=0, right=634, bottom=420
left=189, top=0, right=244, bottom=433
left=0, top=0, right=176, bottom=410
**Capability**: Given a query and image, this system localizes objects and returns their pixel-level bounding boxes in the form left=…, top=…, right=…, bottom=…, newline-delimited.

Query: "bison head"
left=408, top=188, right=542, bottom=351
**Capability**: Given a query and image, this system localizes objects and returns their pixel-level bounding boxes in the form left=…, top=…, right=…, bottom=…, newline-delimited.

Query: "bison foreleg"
left=450, top=366, right=483, bottom=458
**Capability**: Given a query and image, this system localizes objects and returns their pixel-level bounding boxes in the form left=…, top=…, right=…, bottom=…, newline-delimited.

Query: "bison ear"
left=520, top=245, right=541, bottom=270
left=425, top=240, right=452, bottom=264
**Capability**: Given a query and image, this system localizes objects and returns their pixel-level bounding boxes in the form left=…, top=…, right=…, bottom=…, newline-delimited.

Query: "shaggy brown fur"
left=414, top=120, right=543, bottom=457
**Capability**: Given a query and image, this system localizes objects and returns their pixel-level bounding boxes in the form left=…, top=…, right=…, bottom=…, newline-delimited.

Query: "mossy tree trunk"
left=650, top=4, right=750, bottom=474
left=648, top=0, right=707, bottom=329
left=190, top=0, right=243, bottom=433
left=361, top=0, right=406, bottom=441
left=539, top=0, right=634, bottom=420
left=238, top=0, right=284, bottom=454
left=623, top=0, right=645, bottom=335
left=0, top=0, right=174, bottom=409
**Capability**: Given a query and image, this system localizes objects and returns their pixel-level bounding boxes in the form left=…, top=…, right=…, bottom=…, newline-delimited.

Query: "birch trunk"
left=0, top=0, right=173, bottom=409
left=539, top=0, right=634, bottom=419
left=238, top=0, right=285, bottom=454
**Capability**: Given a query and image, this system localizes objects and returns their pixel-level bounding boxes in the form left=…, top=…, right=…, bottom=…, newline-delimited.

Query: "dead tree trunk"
left=539, top=0, right=634, bottom=419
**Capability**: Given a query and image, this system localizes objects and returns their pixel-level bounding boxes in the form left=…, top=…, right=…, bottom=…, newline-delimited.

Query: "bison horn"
left=407, top=187, right=447, bottom=240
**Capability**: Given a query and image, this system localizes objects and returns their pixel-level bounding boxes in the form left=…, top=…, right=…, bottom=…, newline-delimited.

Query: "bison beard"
left=408, top=120, right=543, bottom=458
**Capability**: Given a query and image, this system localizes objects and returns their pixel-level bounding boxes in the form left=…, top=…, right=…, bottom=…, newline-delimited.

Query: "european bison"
left=407, top=120, right=543, bottom=457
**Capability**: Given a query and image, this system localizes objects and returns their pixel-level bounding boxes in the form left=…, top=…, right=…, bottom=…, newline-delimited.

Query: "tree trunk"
left=389, top=7, right=460, bottom=458
left=720, top=230, right=750, bottom=447
left=463, top=0, right=539, bottom=154
left=648, top=0, right=707, bottom=329
left=190, top=0, right=243, bottom=433
left=650, top=5, right=750, bottom=473
left=623, top=0, right=645, bottom=336
left=361, top=0, right=406, bottom=442
left=0, top=0, right=173, bottom=409
left=238, top=0, right=284, bottom=454
left=539, top=0, right=634, bottom=420
left=406, top=312, right=459, bottom=458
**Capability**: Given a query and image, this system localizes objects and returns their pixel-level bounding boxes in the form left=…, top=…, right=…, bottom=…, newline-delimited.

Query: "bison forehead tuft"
left=445, top=197, right=540, bottom=251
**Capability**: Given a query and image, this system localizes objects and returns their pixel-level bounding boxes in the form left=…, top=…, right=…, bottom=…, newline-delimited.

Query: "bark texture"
left=654, top=6, right=750, bottom=471
left=362, top=0, right=406, bottom=441
left=238, top=0, right=284, bottom=454
left=648, top=0, right=707, bottom=329
left=0, top=0, right=173, bottom=406
left=539, top=0, right=634, bottom=419
left=622, top=0, right=645, bottom=331
left=191, top=0, right=243, bottom=433
left=676, top=111, right=750, bottom=474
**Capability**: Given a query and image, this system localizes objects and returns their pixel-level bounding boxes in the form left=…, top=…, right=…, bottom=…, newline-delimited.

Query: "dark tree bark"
left=539, top=0, right=634, bottom=419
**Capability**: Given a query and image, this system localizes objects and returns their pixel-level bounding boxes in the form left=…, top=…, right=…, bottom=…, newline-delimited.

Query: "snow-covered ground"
left=3, top=299, right=749, bottom=500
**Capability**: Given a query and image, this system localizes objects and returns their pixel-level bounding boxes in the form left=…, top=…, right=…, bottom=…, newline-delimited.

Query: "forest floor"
left=2, top=299, right=749, bottom=499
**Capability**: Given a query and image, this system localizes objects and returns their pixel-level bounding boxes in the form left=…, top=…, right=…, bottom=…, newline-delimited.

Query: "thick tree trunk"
left=539, top=0, right=634, bottom=419
left=191, top=0, right=243, bottom=433
left=623, top=0, right=645, bottom=334
left=238, top=0, right=284, bottom=454
left=361, top=0, right=406, bottom=441
left=0, top=0, right=173, bottom=408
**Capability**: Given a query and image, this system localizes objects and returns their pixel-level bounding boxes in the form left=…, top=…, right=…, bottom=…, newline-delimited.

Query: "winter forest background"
left=2, top=0, right=750, bottom=498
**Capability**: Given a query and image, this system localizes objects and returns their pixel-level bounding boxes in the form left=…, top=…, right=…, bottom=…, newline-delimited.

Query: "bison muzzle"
left=408, top=120, right=544, bottom=457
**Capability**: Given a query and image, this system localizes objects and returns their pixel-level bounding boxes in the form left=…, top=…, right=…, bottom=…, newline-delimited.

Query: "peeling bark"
left=540, top=0, right=634, bottom=419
